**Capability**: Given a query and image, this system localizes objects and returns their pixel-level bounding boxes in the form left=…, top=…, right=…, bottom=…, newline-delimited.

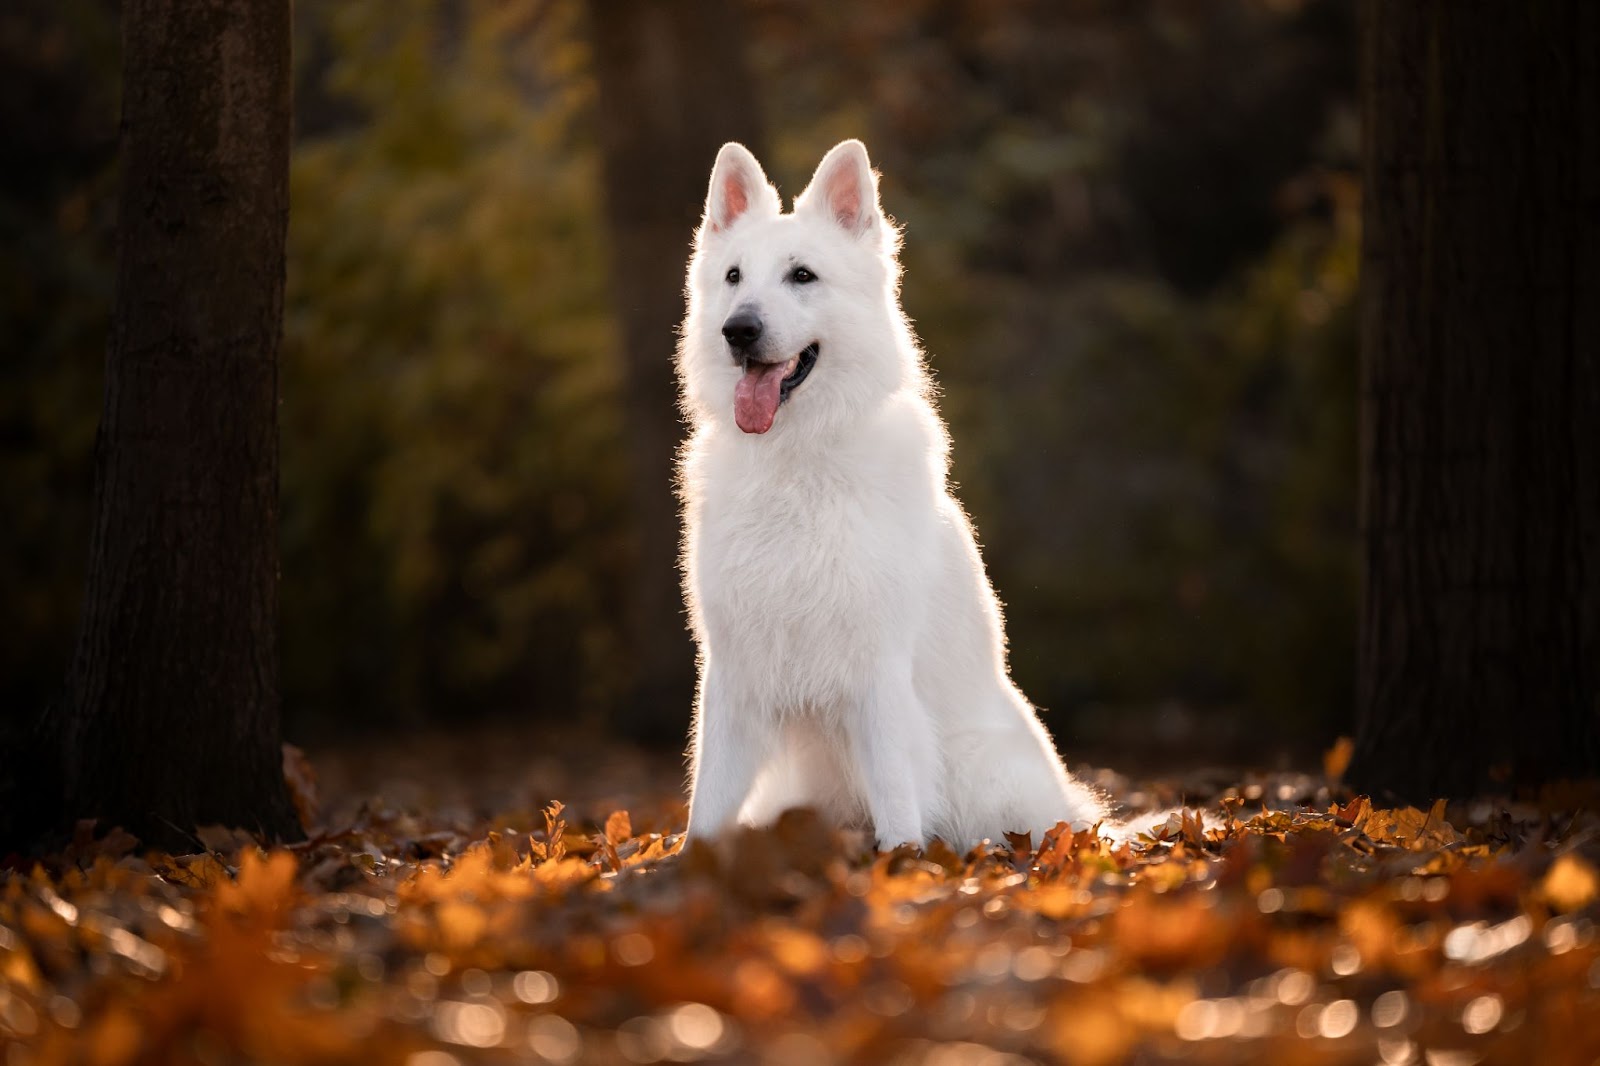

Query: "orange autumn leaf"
left=1322, top=736, right=1354, bottom=780
left=604, top=809, right=633, bottom=845
left=1542, top=853, right=1600, bottom=912
left=7, top=750, right=1600, bottom=1066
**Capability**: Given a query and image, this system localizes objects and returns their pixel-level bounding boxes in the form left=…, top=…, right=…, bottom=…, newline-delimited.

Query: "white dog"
left=677, top=139, right=1108, bottom=850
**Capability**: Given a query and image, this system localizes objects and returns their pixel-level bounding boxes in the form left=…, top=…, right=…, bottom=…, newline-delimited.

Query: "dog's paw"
left=877, top=837, right=925, bottom=856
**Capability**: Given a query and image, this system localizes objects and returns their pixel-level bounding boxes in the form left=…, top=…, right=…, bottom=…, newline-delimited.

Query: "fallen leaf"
left=1542, top=852, right=1600, bottom=912
left=1323, top=736, right=1354, bottom=780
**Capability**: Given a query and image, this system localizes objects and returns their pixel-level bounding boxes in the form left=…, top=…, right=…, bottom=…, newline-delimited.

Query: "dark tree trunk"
left=1347, top=0, right=1600, bottom=802
left=585, top=0, right=765, bottom=743
left=41, top=0, right=300, bottom=850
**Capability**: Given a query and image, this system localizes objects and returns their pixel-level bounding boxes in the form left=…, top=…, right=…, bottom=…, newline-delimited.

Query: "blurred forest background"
left=2, top=0, right=1359, bottom=761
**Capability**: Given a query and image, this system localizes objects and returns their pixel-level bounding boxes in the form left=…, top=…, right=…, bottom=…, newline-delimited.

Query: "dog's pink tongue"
left=734, top=359, right=793, bottom=434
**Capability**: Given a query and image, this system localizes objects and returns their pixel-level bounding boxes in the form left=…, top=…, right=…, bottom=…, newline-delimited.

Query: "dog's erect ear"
left=703, top=143, right=779, bottom=234
left=797, top=139, right=880, bottom=238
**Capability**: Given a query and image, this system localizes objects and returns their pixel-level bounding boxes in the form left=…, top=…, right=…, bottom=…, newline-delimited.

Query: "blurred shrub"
left=280, top=0, right=627, bottom=729
left=954, top=196, right=1360, bottom=744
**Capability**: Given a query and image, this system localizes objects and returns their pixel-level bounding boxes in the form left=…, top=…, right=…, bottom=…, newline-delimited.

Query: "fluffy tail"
left=1098, top=805, right=1216, bottom=846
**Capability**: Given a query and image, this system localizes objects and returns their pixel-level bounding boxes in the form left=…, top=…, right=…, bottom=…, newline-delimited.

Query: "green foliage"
left=894, top=198, right=1360, bottom=743
left=970, top=200, right=1359, bottom=734
left=280, top=0, right=626, bottom=726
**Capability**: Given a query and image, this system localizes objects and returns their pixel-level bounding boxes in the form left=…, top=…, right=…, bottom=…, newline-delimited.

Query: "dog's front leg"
left=685, top=667, right=769, bottom=843
left=846, top=657, right=934, bottom=849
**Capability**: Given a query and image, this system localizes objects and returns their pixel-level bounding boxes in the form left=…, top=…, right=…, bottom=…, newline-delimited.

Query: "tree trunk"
left=50, top=0, right=300, bottom=849
left=585, top=0, right=766, bottom=742
left=1347, top=0, right=1600, bottom=802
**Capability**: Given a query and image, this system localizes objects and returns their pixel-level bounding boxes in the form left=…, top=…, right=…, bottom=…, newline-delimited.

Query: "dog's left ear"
left=797, top=140, right=881, bottom=239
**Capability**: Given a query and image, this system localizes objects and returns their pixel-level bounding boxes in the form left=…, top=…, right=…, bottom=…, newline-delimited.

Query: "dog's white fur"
left=677, top=140, right=1107, bottom=849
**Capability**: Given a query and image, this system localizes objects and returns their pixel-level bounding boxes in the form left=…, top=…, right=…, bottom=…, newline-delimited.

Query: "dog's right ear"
left=703, top=143, right=779, bottom=235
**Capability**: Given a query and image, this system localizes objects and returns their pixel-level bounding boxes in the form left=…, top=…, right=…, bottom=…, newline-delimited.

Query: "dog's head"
left=679, top=140, right=914, bottom=436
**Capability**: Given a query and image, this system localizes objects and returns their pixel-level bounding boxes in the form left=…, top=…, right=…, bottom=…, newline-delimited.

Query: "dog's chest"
left=689, top=445, right=933, bottom=667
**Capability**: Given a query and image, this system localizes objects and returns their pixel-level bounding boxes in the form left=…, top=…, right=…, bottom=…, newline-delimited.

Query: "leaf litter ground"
left=3, top=725, right=1599, bottom=1065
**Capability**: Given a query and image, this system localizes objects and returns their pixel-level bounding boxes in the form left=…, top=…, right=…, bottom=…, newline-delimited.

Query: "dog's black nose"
left=722, top=312, right=763, bottom=350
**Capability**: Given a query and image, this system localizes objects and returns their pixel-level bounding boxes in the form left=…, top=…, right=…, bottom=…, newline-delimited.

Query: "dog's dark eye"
left=790, top=266, right=817, bottom=284
left=725, top=267, right=741, bottom=285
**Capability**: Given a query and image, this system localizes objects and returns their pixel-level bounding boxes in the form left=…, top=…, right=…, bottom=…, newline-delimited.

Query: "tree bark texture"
left=58, top=0, right=301, bottom=847
left=1348, top=0, right=1600, bottom=801
left=586, top=0, right=766, bottom=742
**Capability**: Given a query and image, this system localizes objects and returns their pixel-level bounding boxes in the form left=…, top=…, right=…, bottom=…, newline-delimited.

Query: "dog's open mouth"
left=734, top=343, right=819, bottom=434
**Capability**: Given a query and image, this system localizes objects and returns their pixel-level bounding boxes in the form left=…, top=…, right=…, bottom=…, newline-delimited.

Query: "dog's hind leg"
left=939, top=715, right=1107, bottom=847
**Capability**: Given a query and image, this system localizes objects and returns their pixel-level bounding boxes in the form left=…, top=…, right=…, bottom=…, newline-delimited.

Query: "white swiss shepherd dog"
left=677, top=139, right=1111, bottom=850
